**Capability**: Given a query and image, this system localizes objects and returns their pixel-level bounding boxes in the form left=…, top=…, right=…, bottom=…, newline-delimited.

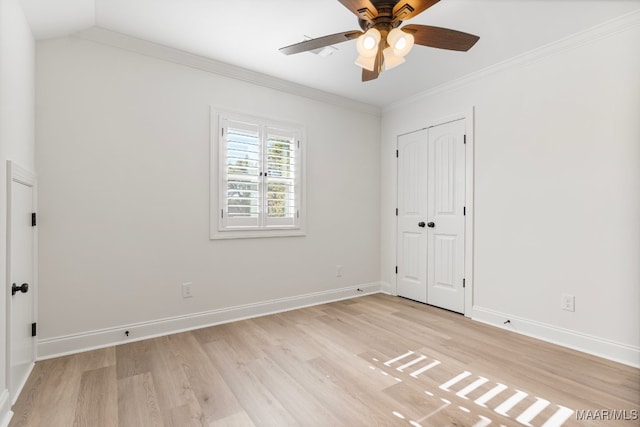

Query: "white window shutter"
left=264, top=127, right=300, bottom=228
left=221, top=118, right=261, bottom=228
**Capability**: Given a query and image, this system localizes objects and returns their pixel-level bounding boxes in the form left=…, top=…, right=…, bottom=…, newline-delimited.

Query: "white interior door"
left=397, top=129, right=428, bottom=303
left=7, top=162, right=36, bottom=400
left=426, top=120, right=466, bottom=313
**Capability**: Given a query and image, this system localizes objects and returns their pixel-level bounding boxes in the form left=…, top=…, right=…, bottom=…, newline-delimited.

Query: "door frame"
left=395, top=109, right=475, bottom=316
left=5, top=160, right=38, bottom=402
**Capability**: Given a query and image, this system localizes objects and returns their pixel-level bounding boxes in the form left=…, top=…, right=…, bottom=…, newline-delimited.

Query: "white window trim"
left=210, top=108, right=307, bottom=240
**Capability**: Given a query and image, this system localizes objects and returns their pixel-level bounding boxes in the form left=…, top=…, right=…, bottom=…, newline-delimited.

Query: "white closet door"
left=426, top=120, right=466, bottom=313
left=397, top=129, right=428, bottom=303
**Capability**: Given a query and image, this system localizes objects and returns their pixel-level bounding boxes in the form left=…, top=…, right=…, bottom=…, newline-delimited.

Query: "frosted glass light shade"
left=387, top=28, right=414, bottom=57
left=355, top=54, right=376, bottom=71
left=383, top=47, right=406, bottom=70
left=356, top=28, right=381, bottom=57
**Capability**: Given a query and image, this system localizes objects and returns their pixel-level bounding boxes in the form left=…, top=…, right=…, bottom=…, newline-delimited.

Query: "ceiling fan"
left=279, top=0, right=480, bottom=82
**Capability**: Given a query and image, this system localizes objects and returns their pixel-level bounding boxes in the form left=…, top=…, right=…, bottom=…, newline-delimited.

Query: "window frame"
left=210, top=108, right=306, bottom=240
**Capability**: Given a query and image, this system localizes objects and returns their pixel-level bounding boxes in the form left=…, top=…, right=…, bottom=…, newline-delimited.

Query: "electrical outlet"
left=182, top=282, right=193, bottom=298
left=561, top=294, right=575, bottom=312
left=336, top=265, right=343, bottom=277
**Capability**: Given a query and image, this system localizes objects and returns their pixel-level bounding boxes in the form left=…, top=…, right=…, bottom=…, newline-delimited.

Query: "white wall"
left=35, top=36, right=381, bottom=348
left=381, top=15, right=640, bottom=365
left=0, top=0, right=35, bottom=419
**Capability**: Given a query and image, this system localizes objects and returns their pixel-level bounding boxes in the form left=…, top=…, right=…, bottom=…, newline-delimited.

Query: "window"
left=211, top=110, right=305, bottom=239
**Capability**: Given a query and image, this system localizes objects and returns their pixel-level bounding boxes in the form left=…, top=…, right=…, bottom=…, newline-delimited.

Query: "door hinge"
left=31, top=212, right=36, bottom=227
left=221, top=209, right=224, bottom=218
left=297, top=140, right=300, bottom=148
left=463, top=135, right=467, bottom=144
left=463, top=206, right=466, bottom=216
left=221, top=127, right=225, bottom=136
left=396, top=149, right=399, bottom=158
left=31, top=322, right=37, bottom=337
left=296, top=210, right=300, bottom=219
left=395, top=208, right=398, bottom=216
left=395, top=266, right=398, bottom=274
left=463, top=278, right=466, bottom=288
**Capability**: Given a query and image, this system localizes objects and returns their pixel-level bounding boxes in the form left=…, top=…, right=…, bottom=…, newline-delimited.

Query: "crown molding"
left=384, top=9, right=640, bottom=113
left=72, top=27, right=381, bottom=117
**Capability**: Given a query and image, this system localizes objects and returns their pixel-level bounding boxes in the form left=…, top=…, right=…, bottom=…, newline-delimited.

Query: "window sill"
left=210, top=228, right=306, bottom=240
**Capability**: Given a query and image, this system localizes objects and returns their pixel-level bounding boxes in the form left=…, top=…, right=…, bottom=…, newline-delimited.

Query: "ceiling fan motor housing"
left=358, top=1, right=405, bottom=34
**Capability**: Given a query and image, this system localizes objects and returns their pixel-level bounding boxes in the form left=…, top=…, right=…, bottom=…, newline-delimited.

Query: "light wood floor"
left=10, top=294, right=639, bottom=426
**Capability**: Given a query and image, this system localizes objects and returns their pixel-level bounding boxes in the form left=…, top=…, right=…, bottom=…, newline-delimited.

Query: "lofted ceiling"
left=20, top=0, right=640, bottom=107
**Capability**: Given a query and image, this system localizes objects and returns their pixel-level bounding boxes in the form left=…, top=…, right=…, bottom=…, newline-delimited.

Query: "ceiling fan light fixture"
left=387, top=28, right=414, bottom=57
left=278, top=0, right=480, bottom=83
left=355, top=54, right=376, bottom=71
left=383, top=46, right=406, bottom=70
left=356, top=28, right=381, bottom=57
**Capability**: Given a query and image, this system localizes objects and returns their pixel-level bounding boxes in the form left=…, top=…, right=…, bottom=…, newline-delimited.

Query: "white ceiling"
left=20, top=0, right=640, bottom=107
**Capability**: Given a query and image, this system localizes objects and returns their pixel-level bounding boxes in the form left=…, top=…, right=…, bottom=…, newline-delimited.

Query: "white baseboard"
left=37, top=282, right=382, bottom=360
left=0, top=389, right=12, bottom=427
left=380, top=281, right=396, bottom=295
left=472, top=306, right=640, bottom=368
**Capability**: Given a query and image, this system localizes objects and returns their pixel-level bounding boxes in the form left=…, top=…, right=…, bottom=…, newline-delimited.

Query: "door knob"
left=427, top=222, right=435, bottom=228
left=11, top=283, right=28, bottom=296
left=418, top=222, right=426, bottom=228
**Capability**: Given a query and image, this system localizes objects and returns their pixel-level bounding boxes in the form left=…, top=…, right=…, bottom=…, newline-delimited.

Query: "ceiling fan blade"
left=279, top=30, right=363, bottom=55
left=402, top=24, right=479, bottom=51
left=362, top=66, right=379, bottom=82
left=362, top=43, right=384, bottom=82
left=393, top=0, right=440, bottom=21
left=337, top=0, right=378, bottom=22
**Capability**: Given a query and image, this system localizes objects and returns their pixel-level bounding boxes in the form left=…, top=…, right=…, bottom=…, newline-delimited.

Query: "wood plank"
left=146, top=336, right=204, bottom=425
left=73, top=366, right=118, bottom=427
left=203, top=339, right=298, bottom=426
left=247, top=353, right=348, bottom=426
left=209, top=411, right=256, bottom=427
left=117, top=372, right=164, bottom=427
left=116, top=339, right=154, bottom=379
left=161, top=404, right=204, bottom=427
left=164, top=332, right=242, bottom=423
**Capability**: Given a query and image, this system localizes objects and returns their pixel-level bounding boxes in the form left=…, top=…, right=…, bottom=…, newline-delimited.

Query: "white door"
left=8, top=162, right=37, bottom=399
left=397, top=129, right=428, bottom=303
left=396, top=120, right=466, bottom=313
left=426, top=120, right=466, bottom=313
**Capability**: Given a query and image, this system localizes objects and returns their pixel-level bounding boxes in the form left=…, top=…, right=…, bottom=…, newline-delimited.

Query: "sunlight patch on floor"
left=376, top=350, right=575, bottom=427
